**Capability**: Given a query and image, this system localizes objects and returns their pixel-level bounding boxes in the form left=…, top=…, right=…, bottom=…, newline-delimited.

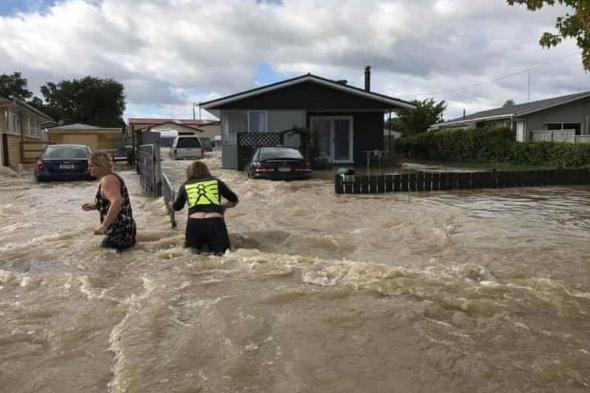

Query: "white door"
left=516, top=120, right=526, bottom=142
left=310, top=116, right=353, bottom=163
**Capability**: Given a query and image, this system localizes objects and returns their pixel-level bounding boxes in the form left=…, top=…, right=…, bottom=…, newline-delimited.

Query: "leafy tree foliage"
left=389, top=98, right=447, bottom=136
left=40, top=76, right=126, bottom=127
left=503, top=99, right=516, bottom=107
left=0, top=72, right=33, bottom=100
left=507, top=0, right=590, bottom=69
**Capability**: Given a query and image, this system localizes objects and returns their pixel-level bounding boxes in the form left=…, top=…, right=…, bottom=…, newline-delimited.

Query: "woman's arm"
left=218, top=180, right=238, bottom=212
left=171, top=184, right=187, bottom=211
left=94, top=175, right=123, bottom=234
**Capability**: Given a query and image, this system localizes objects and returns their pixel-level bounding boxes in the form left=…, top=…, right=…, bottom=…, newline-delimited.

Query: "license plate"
left=278, top=167, right=291, bottom=172
left=60, top=164, right=74, bottom=169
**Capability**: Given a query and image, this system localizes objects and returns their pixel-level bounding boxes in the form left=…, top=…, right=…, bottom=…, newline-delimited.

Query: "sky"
left=0, top=0, right=588, bottom=122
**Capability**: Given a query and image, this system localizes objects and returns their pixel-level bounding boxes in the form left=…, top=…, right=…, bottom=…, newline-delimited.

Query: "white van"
left=169, top=135, right=204, bottom=160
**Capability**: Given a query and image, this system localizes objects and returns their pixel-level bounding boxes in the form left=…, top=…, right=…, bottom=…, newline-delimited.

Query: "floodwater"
left=1, top=154, right=589, bottom=393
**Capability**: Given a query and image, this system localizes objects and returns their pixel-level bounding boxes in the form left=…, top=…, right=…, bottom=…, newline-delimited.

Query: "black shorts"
left=185, top=217, right=231, bottom=255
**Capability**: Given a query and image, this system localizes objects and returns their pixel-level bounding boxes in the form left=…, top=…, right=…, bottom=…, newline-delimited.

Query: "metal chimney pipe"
left=364, top=66, right=371, bottom=92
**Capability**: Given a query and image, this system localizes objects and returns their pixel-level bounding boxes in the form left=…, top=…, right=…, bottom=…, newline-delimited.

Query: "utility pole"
left=192, top=102, right=196, bottom=120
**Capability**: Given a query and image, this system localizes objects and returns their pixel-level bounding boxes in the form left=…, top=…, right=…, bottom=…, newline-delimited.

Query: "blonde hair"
left=186, top=161, right=211, bottom=180
left=91, top=151, right=113, bottom=171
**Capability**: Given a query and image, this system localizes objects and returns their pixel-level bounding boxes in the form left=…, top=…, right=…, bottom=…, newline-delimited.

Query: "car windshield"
left=43, top=146, right=89, bottom=159
left=258, top=148, right=303, bottom=161
left=176, top=138, right=201, bottom=148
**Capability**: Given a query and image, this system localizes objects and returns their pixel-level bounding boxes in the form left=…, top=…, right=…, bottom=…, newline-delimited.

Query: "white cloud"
left=0, top=0, right=587, bottom=120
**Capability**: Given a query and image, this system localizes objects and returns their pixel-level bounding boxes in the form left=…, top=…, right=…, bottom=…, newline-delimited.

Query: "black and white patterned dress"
left=95, top=173, right=136, bottom=250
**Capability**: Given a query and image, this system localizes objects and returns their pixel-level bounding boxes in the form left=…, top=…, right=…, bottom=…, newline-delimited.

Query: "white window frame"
left=6, top=110, right=20, bottom=136
left=544, top=122, right=582, bottom=135
left=247, top=110, right=267, bottom=133
left=310, top=115, right=354, bottom=164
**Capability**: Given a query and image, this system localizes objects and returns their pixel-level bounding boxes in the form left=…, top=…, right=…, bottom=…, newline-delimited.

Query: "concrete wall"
left=524, top=97, right=590, bottom=134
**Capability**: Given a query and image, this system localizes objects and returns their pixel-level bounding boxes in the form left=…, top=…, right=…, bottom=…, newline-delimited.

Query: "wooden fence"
left=21, top=140, right=51, bottom=164
left=335, top=169, right=590, bottom=194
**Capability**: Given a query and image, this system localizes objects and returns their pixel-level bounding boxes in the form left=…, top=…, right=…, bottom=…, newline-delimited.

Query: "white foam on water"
left=107, top=276, right=157, bottom=393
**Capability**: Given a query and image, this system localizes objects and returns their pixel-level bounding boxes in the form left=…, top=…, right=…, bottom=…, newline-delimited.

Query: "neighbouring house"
left=127, top=118, right=221, bottom=148
left=0, top=96, right=53, bottom=169
left=430, top=91, right=590, bottom=143
left=200, top=67, right=415, bottom=170
left=46, top=123, right=123, bottom=154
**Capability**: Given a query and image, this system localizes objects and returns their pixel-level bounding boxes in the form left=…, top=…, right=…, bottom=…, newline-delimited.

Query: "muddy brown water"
left=0, top=155, right=589, bottom=393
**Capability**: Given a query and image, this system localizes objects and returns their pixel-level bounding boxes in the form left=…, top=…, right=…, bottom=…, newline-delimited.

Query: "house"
left=200, top=67, right=415, bottom=170
left=46, top=123, right=123, bottom=153
left=128, top=118, right=221, bottom=147
left=430, top=91, right=590, bottom=143
left=0, top=96, right=53, bottom=168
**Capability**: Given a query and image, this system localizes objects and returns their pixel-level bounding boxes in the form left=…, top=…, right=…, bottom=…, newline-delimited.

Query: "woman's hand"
left=82, top=202, right=97, bottom=211
left=94, top=224, right=108, bottom=235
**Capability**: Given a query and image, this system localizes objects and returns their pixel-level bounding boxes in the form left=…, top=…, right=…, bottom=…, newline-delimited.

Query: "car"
left=169, top=135, right=204, bottom=160
left=35, top=144, right=94, bottom=182
left=199, top=136, right=213, bottom=152
left=245, top=146, right=312, bottom=180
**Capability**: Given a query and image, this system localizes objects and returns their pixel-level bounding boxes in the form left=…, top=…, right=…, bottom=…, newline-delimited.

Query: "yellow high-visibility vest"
left=184, top=180, right=220, bottom=207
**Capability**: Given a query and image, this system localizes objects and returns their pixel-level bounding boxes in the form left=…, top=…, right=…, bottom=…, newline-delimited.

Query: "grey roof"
left=438, top=90, right=590, bottom=127
left=200, top=73, right=415, bottom=110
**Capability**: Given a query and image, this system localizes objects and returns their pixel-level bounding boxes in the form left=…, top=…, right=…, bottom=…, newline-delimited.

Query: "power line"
left=406, top=51, right=580, bottom=98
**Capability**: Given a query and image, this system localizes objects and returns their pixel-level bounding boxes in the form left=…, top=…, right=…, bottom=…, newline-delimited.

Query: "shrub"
left=396, top=127, right=590, bottom=167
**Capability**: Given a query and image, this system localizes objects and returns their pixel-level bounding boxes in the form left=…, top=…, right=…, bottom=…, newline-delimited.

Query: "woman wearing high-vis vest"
left=171, top=161, right=239, bottom=255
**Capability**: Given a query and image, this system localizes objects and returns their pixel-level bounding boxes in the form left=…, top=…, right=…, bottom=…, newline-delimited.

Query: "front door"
left=310, top=116, right=353, bottom=163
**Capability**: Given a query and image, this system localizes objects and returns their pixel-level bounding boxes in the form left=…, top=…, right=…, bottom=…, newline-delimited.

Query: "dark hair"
left=186, top=161, right=211, bottom=180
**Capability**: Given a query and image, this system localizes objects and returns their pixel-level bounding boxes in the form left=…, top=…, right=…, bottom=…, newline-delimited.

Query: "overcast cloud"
left=0, top=0, right=587, bottom=120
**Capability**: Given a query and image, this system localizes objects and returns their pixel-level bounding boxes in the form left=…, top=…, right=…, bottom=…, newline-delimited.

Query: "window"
left=248, top=111, right=267, bottom=133
left=544, top=122, right=582, bottom=135
left=564, top=123, right=582, bottom=135
left=6, top=110, right=20, bottom=135
left=223, top=111, right=247, bottom=144
left=545, top=123, right=562, bottom=131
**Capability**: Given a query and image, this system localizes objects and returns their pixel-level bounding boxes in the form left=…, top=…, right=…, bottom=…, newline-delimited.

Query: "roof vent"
left=336, top=80, right=348, bottom=85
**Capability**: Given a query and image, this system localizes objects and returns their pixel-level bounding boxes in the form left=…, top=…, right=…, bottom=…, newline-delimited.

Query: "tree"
left=0, top=72, right=33, bottom=100
left=507, top=0, right=590, bottom=70
left=392, top=98, right=447, bottom=136
left=503, top=99, right=516, bottom=107
left=40, top=76, right=126, bottom=127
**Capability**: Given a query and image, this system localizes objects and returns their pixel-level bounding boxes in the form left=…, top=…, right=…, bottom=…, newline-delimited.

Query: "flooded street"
left=1, top=155, right=590, bottom=393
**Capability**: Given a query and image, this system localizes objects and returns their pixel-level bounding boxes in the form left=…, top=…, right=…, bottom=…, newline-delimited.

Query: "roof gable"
left=200, top=74, right=414, bottom=110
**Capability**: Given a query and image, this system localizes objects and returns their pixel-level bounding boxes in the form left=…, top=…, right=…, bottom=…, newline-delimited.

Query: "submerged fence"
left=137, top=142, right=176, bottom=227
left=335, top=168, right=590, bottom=194
left=161, top=173, right=177, bottom=228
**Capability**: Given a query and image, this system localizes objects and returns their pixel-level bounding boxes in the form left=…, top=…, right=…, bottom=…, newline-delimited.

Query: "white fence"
left=529, top=129, right=590, bottom=143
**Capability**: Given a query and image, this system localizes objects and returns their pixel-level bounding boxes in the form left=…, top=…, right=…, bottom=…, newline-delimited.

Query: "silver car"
left=169, top=135, right=204, bottom=160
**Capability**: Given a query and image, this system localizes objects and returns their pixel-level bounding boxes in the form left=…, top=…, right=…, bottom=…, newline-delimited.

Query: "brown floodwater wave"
left=0, top=155, right=589, bottom=393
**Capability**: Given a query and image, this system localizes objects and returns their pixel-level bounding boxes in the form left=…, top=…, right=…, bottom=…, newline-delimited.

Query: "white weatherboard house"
left=430, top=91, right=590, bottom=143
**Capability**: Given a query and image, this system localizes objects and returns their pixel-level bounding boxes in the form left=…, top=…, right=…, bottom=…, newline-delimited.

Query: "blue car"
left=35, top=144, right=94, bottom=182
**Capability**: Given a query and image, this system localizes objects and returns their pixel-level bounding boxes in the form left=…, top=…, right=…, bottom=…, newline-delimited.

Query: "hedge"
left=396, top=127, right=590, bottom=168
